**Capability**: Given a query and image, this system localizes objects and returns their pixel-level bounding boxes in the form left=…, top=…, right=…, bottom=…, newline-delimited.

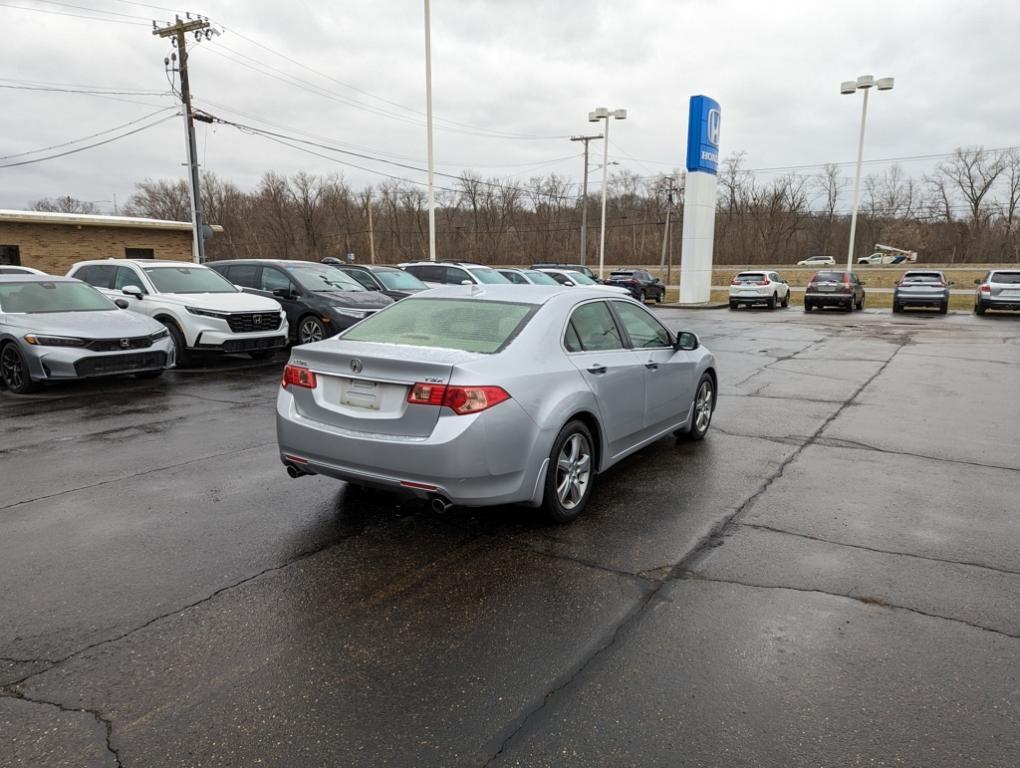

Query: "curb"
left=657, top=302, right=729, bottom=310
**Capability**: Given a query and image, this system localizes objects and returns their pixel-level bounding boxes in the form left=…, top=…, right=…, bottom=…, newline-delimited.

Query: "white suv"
left=67, top=260, right=288, bottom=364
left=729, top=271, right=791, bottom=309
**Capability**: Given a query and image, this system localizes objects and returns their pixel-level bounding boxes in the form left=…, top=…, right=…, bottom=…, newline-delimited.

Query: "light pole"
left=842, top=75, right=893, bottom=272
left=423, top=0, right=437, bottom=261
left=588, top=107, right=626, bottom=279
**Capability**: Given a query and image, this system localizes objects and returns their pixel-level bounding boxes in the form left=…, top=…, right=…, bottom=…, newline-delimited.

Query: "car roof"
left=407, top=283, right=610, bottom=305
left=207, top=259, right=324, bottom=267
left=0, top=274, right=78, bottom=283
left=401, top=260, right=495, bottom=268
left=341, top=264, right=399, bottom=272
left=71, top=259, right=200, bottom=268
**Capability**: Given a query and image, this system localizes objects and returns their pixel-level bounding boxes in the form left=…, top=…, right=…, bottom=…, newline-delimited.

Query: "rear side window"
left=991, top=272, right=1020, bottom=284
left=568, top=301, right=624, bottom=352
left=342, top=298, right=534, bottom=354
left=407, top=264, right=445, bottom=283
left=342, top=269, right=378, bottom=290
left=73, top=264, right=116, bottom=289
left=226, top=264, right=260, bottom=288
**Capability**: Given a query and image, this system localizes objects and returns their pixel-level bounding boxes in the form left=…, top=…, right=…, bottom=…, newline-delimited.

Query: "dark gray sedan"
left=0, top=275, right=174, bottom=393
left=893, top=270, right=952, bottom=314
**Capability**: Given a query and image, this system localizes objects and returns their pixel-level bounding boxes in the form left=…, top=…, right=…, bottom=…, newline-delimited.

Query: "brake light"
left=282, top=364, right=317, bottom=389
left=730, top=278, right=740, bottom=285
left=407, top=383, right=511, bottom=415
left=756, top=279, right=769, bottom=286
left=980, top=284, right=991, bottom=293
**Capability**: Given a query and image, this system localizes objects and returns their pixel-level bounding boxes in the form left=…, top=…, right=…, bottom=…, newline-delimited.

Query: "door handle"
left=645, top=361, right=659, bottom=370
left=587, top=364, right=607, bottom=374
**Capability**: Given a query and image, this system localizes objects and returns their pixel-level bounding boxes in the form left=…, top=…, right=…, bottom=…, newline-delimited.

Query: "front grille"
left=85, top=336, right=154, bottom=352
left=218, top=336, right=287, bottom=353
left=226, top=312, right=282, bottom=333
left=74, top=352, right=167, bottom=378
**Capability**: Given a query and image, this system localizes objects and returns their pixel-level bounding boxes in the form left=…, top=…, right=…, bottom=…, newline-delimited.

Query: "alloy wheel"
left=299, top=318, right=325, bottom=344
left=1, top=345, right=25, bottom=391
left=694, top=379, right=713, bottom=433
left=555, top=432, right=592, bottom=510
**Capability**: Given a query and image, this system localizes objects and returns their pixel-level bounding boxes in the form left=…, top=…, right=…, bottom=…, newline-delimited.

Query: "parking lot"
left=2, top=306, right=1018, bottom=767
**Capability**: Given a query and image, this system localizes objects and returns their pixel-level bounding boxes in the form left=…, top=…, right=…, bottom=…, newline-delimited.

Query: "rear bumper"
left=23, top=340, right=175, bottom=381
left=805, top=292, right=853, bottom=305
left=979, top=296, right=1020, bottom=310
left=895, top=291, right=948, bottom=307
left=275, top=389, right=551, bottom=507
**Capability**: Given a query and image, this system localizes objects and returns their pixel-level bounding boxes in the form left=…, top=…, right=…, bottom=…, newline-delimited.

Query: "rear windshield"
left=901, top=273, right=943, bottom=282
left=991, top=272, right=1020, bottom=284
left=736, top=273, right=766, bottom=281
left=467, top=268, right=512, bottom=285
left=610, top=271, right=635, bottom=278
left=341, top=298, right=534, bottom=354
left=813, top=271, right=845, bottom=282
left=0, top=280, right=114, bottom=313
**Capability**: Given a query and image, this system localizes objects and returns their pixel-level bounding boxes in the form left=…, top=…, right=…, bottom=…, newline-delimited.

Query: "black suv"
left=804, top=270, right=866, bottom=312
left=604, top=269, right=666, bottom=303
left=531, top=263, right=598, bottom=281
left=209, top=259, right=393, bottom=344
left=330, top=263, right=429, bottom=300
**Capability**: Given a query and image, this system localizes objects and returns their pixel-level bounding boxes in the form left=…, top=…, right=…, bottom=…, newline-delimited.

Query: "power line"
left=0, top=114, right=177, bottom=168
left=0, top=106, right=176, bottom=160
left=28, top=0, right=152, bottom=20
left=0, top=1, right=149, bottom=24
left=0, top=83, right=168, bottom=96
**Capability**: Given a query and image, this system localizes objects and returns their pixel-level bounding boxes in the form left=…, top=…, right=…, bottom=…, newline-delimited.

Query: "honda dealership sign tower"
left=679, top=95, right=720, bottom=304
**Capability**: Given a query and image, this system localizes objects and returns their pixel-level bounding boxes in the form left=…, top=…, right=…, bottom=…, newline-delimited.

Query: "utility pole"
left=366, top=192, right=376, bottom=264
left=570, top=134, right=602, bottom=265
left=423, top=0, right=437, bottom=261
left=154, top=15, right=211, bottom=263
left=659, top=184, right=677, bottom=278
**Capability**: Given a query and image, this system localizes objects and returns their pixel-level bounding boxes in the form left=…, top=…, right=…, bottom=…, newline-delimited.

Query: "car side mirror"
left=122, top=285, right=143, bottom=299
left=564, top=281, right=574, bottom=287
left=651, top=277, right=660, bottom=284
left=674, top=331, right=699, bottom=351
left=460, top=280, right=473, bottom=286
left=114, top=298, right=129, bottom=309
left=365, top=284, right=380, bottom=291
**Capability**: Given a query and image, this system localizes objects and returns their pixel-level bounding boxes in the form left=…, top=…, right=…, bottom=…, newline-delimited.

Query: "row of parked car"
left=728, top=268, right=1020, bottom=315
left=0, top=258, right=665, bottom=394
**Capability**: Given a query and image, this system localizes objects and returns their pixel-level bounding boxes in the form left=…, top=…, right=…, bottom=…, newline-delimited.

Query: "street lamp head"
left=876, top=77, right=895, bottom=91
left=591, top=107, right=609, bottom=119
left=611, top=109, right=627, bottom=120
left=855, top=74, right=875, bottom=89
left=840, top=80, right=858, bottom=95
left=588, top=112, right=600, bottom=122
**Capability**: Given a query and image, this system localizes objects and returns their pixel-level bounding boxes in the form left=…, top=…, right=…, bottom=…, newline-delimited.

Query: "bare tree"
left=30, top=196, right=99, bottom=214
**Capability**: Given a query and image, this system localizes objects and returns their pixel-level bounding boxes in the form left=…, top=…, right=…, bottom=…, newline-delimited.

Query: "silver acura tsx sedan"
left=0, top=275, right=175, bottom=393
left=277, top=285, right=717, bottom=522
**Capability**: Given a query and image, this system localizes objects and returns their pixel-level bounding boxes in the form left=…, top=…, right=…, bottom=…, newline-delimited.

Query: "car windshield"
left=288, top=266, right=365, bottom=292
left=144, top=266, right=237, bottom=294
left=467, top=268, right=511, bottom=285
left=0, top=280, right=114, bottom=313
left=902, top=273, right=943, bottom=282
left=813, top=271, right=845, bottom=282
left=567, top=272, right=598, bottom=285
left=375, top=270, right=427, bottom=291
left=991, top=272, right=1020, bottom=284
left=342, top=298, right=534, bottom=354
left=523, top=270, right=559, bottom=285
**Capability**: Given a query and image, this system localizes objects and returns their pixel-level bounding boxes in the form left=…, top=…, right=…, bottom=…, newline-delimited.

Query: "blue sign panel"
left=686, top=95, right=721, bottom=175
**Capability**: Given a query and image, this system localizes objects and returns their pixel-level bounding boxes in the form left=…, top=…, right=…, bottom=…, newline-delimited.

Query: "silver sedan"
left=277, top=285, right=717, bottom=522
left=0, top=275, right=175, bottom=394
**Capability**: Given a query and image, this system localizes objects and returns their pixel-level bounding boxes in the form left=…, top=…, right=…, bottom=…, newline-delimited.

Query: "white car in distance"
left=67, top=259, right=289, bottom=364
left=796, top=255, right=835, bottom=266
left=536, top=268, right=630, bottom=295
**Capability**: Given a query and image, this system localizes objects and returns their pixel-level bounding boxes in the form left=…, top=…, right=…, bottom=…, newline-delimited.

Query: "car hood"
left=153, top=292, right=283, bottom=312
left=1, top=309, right=164, bottom=337
left=316, top=291, right=394, bottom=308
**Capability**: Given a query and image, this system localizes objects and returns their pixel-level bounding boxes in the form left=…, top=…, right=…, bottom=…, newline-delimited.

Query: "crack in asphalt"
left=0, top=688, right=122, bottom=767
left=740, top=522, right=1020, bottom=578
left=478, top=339, right=910, bottom=765
left=0, top=442, right=275, bottom=511
left=729, top=337, right=826, bottom=388
left=683, top=574, right=1020, bottom=641
left=812, top=436, right=1020, bottom=473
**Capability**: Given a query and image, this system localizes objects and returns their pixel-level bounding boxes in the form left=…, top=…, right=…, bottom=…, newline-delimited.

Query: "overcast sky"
left=1, top=0, right=1017, bottom=212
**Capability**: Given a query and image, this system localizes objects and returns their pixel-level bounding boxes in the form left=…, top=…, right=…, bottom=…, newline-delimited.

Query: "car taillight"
left=282, top=364, right=317, bottom=389
left=730, top=278, right=740, bottom=285
left=980, top=284, right=991, bottom=293
left=407, top=383, right=511, bottom=415
left=756, top=280, right=769, bottom=286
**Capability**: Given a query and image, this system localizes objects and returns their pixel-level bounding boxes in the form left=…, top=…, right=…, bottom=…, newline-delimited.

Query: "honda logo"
left=253, top=315, right=263, bottom=327
left=119, top=339, right=130, bottom=349
left=707, top=108, right=721, bottom=147
left=350, top=358, right=363, bottom=374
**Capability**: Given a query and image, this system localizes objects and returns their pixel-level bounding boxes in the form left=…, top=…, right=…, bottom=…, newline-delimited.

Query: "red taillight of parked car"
left=407, top=383, right=511, bottom=415
left=282, top=364, right=317, bottom=389
left=756, top=279, right=769, bottom=286
left=980, top=284, right=991, bottom=293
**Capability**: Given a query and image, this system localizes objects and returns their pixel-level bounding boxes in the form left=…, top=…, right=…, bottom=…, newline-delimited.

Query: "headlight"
left=24, top=334, right=87, bottom=347
left=333, top=307, right=367, bottom=319
left=186, top=306, right=229, bottom=319
left=150, top=328, right=170, bottom=340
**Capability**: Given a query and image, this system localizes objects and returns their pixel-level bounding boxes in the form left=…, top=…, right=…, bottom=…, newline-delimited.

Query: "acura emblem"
left=119, top=338, right=130, bottom=349
left=350, top=358, right=363, bottom=373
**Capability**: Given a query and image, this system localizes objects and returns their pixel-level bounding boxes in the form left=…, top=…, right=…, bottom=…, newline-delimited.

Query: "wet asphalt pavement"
left=1, top=306, right=1018, bottom=767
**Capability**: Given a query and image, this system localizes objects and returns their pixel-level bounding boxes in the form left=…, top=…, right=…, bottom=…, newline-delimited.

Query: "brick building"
left=0, top=210, right=224, bottom=275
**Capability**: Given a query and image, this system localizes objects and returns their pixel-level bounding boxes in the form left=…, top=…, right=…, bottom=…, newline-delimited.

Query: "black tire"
left=675, top=373, right=715, bottom=441
left=892, top=302, right=902, bottom=313
left=135, top=368, right=165, bottom=379
left=542, top=420, right=596, bottom=524
left=855, top=297, right=864, bottom=310
left=162, top=320, right=191, bottom=367
left=296, top=315, right=326, bottom=345
left=654, top=289, right=663, bottom=304
left=781, top=292, right=789, bottom=308
left=804, top=301, right=812, bottom=313
left=0, top=342, right=41, bottom=394
left=638, top=289, right=647, bottom=304
left=939, top=301, right=949, bottom=315
left=975, top=301, right=987, bottom=316
left=767, top=293, right=777, bottom=310
left=729, top=300, right=738, bottom=310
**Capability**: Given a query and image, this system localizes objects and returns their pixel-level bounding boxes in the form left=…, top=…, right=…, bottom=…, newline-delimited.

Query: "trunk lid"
left=287, top=340, right=482, bottom=437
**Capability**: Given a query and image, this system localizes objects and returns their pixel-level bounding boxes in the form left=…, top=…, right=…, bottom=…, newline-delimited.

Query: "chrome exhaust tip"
left=430, top=495, right=453, bottom=513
